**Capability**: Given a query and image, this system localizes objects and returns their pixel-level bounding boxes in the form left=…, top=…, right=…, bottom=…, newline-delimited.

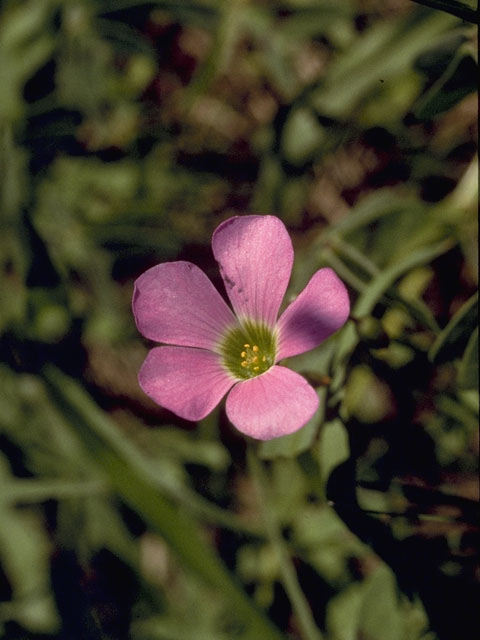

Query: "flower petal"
left=133, top=261, right=237, bottom=350
left=212, top=215, right=293, bottom=327
left=139, top=346, right=235, bottom=421
left=225, top=366, right=319, bottom=440
left=276, top=268, right=350, bottom=360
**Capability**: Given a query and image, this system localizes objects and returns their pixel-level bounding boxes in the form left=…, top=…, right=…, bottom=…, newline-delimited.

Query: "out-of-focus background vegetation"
left=0, top=0, right=478, bottom=639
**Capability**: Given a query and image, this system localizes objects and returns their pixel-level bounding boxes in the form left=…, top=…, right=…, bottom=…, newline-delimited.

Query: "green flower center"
left=220, top=321, right=277, bottom=380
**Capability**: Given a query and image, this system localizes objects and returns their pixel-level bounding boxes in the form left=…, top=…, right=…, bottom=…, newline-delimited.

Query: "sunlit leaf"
left=359, top=565, right=403, bottom=640
left=458, top=326, right=479, bottom=389
left=317, top=419, right=350, bottom=485
left=429, top=291, right=478, bottom=363
left=354, top=240, right=454, bottom=319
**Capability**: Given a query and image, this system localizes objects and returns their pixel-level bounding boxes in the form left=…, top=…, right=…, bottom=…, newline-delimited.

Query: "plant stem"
left=247, top=446, right=324, bottom=640
left=43, top=366, right=285, bottom=640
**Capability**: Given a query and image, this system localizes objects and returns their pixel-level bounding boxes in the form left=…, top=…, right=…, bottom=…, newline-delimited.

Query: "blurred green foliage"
left=0, top=0, right=477, bottom=639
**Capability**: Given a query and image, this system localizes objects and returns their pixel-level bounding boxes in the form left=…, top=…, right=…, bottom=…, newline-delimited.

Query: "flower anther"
left=221, top=322, right=277, bottom=380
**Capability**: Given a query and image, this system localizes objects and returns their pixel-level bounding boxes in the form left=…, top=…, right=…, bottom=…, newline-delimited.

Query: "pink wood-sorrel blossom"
left=133, top=215, right=350, bottom=440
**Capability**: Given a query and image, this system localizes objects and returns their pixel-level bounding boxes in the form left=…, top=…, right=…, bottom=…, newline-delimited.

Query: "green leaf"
left=326, top=583, right=363, bottom=640
left=0, top=457, right=60, bottom=634
left=317, top=419, right=350, bottom=485
left=429, top=291, right=478, bottom=363
left=146, top=428, right=230, bottom=471
left=344, top=366, right=394, bottom=423
left=43, top=367, right=284, bottom=640
left=353, top=239, right=454, bottom=319
left=325, top=190, right=417, bottom=239
left=99, top=0, right=218, bottom=20
left=0, top=0, right=52, bottom=50
left=458, top=326, right=479, bottom=389
left=311, top=9, right=457, bottom=119
left=131, top=615, right=232, bottom=640
left=277, top=3, right=354, bottom=41
left=414, top=39, right=477, bottom=119
left=184, top=0, right=249, bottom=101
left=410, top=0, right=478, bottom=24
left=0, top=1, right=55, bottom=122
left=282, top=108, right=325, bottom=165
left=359, top=565, right=403, bottom=640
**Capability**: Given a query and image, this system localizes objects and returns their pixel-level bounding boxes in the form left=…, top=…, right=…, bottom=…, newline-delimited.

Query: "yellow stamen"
left=253, top=366, right=259, bottom=371
left=241, top=361, right=248, bottom=367
left=252, top=345, right=259, bottom=352
left=241, top=351, right=247, bottom=358
left=244, top=343, right=250, bottom=348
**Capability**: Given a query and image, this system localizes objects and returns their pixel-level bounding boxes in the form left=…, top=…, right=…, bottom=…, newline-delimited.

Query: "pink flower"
left=133, top=215, right=350, bottom=440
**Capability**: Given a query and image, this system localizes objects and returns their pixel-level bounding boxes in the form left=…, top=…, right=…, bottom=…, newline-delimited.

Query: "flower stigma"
left=220, top=321, right=277, bottom=380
